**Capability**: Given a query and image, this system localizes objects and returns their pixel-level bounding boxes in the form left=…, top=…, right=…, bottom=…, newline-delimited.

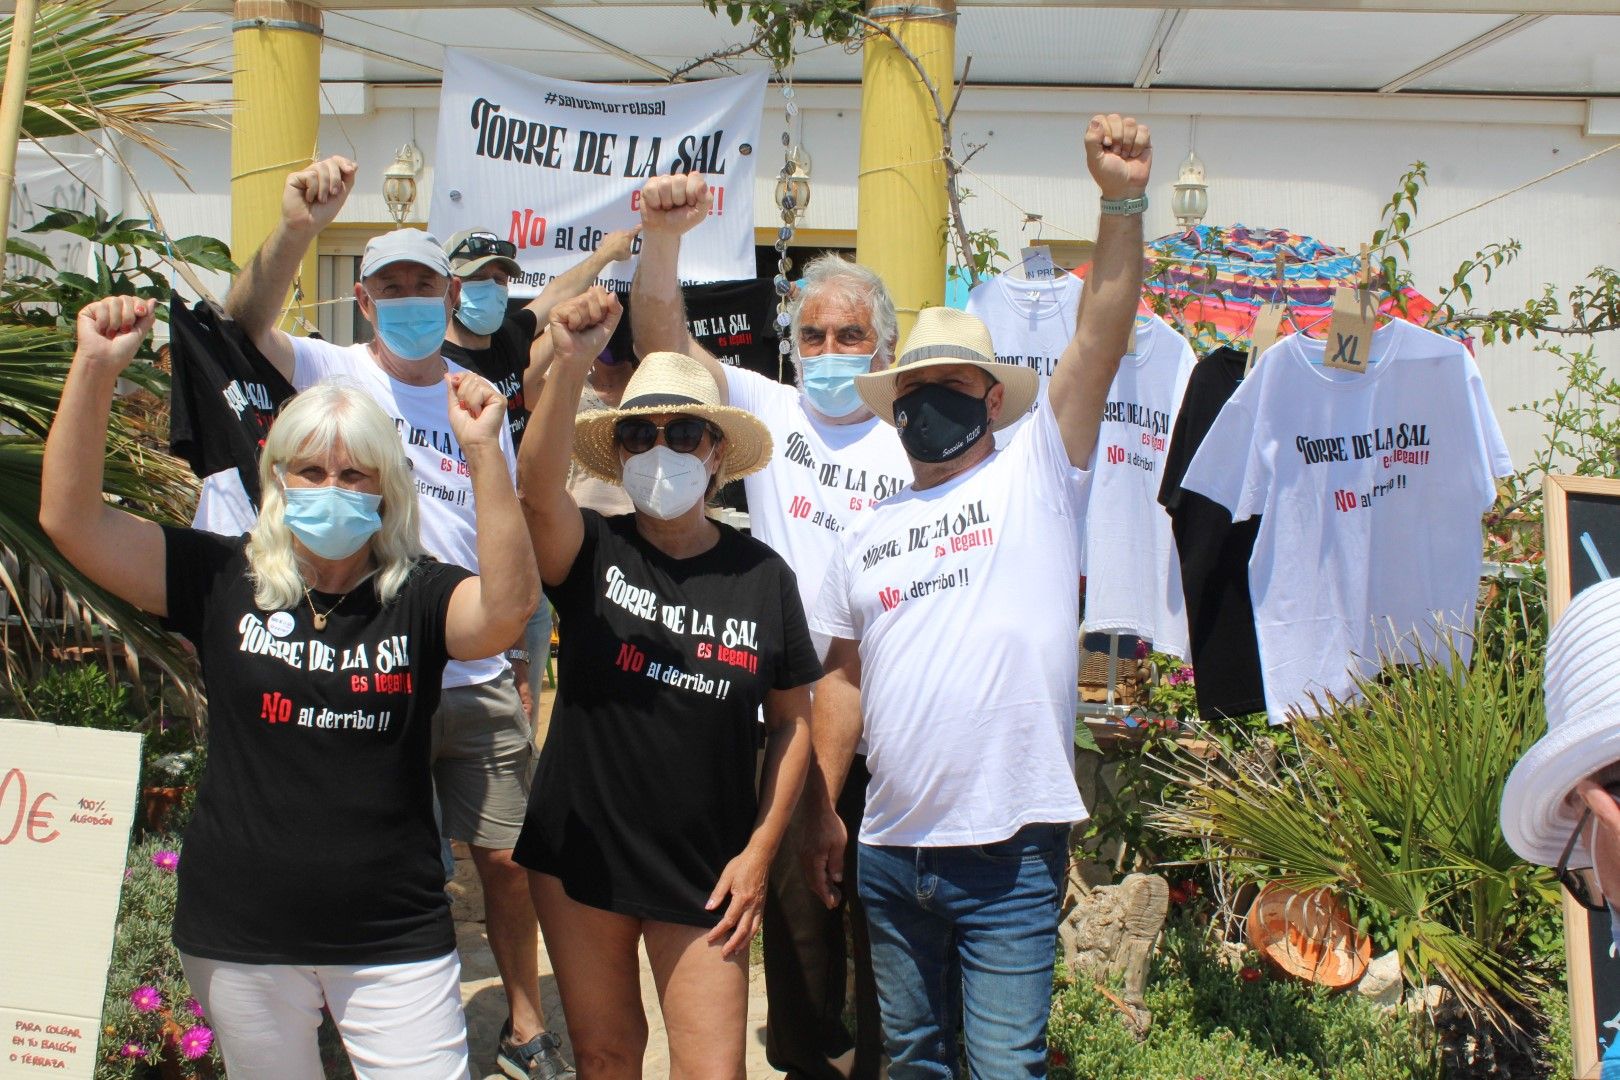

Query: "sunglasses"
left=613, top=416, right=721, bottom=456
left=1556, top=783, right=1620, bottom=912
left=449, top=233, right=517, bottom=263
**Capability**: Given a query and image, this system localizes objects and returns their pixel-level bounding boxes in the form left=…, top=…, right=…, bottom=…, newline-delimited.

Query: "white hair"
left=246, top=380, right=424, bottom=611
left=788, top=253, right=899, bottom=368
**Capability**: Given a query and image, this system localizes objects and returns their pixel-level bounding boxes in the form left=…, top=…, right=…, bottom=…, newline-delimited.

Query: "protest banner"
left=0, top=719, right=141, bottom=1078
left=429, top=51, right=764, bottom=296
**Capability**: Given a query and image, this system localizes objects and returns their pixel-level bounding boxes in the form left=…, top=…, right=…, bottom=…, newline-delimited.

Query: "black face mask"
left=893, top=381, right=991, bottom=463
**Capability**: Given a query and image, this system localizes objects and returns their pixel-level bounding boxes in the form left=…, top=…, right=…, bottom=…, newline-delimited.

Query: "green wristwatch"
left=1100, top=194, right=1149, bottom=216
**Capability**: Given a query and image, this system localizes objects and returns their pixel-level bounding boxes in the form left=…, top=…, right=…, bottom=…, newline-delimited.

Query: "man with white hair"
left=225, top=156, right=572, bottom=1080
left=632, top=176, right=902, bottom=1079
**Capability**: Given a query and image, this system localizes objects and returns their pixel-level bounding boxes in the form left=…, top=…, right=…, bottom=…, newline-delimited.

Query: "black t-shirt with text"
left=442, top=308, right=539, bottom=448
left=514, top=510, right=822, bottom=926
left=161, top=527, right=470, bottom=963
left=1158, top=348, right=1266, bottom=720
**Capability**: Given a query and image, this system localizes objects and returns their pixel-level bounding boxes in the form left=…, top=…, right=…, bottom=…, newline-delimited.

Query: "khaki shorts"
left=430, top=670, right=535, bottom=850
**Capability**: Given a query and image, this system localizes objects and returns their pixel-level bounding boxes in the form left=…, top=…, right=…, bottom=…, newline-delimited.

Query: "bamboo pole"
left=0, top=0, right=39, bottom=288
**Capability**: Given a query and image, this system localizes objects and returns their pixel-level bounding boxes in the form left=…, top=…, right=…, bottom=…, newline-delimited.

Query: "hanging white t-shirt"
left=192, top=469, right=258, bottom=537
left=1081, top=315, right=1195, bottom=657
left=290, top=337, right=518, bottom=690
left=967, top=271, right=1081, bottom=445
left=1181, top=318, right=1512, bottom=725
left=726, top=366, right=912, bottom=658
left=811, top=404, right=1092, bottom=847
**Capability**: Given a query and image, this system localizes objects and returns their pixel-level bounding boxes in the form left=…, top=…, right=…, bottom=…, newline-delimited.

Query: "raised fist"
left=548, top=287, right=624, bottom=368
left=638, top=174, right=710, bottom=238
left=1084, top=115, right=1152, bottom=200
left=283, top=156, right=358, bottom=234
left=74, top=296, right=156, bottom=374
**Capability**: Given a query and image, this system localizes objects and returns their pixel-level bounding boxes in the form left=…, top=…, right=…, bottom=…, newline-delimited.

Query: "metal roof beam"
left=1132, top=9, right=1184, bottom=90
left=1378, top=13, right=1546, bottom=93
left=324, top=32, right=443, bottom=76
left=510, top=8, right=676, bottom=80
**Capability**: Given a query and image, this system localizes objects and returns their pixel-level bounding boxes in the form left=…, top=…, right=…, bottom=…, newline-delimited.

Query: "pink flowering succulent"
left=151, top=849, right=179, bottom=872
left=128, top=985, right=162, bottom=1013
left=120, top=1041, right=147, bottom=1058
left=178, top=1025, right=214, bottom=1060
left=185, top=997, right=205, bottom=1019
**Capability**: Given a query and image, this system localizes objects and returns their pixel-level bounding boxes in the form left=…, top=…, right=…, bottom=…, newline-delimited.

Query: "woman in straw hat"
left=1502, top=575, right=1620, bottom=1076
left=514, top=287, right=819, bottom=1077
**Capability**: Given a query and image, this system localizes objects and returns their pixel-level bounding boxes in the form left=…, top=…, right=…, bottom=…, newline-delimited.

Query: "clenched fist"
left=638, top=173, right=710, bottom=238
left=1084, top=115, right=1152, bottom=200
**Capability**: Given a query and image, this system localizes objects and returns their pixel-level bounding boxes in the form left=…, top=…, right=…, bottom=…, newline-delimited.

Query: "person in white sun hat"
left=1502, top=575, right=1620, bottom=1077
left=804, top=113, right=1152, bottom=1076
left=513, top=287, right=821, bottom=1076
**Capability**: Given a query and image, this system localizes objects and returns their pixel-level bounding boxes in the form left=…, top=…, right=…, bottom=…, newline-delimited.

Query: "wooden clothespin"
left=1244, top=252, right=1290, bottom=375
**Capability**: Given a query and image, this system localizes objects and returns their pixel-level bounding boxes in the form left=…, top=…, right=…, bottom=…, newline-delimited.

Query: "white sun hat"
left=853, top=307, right=1039, bottom=433
left=1501, top=576, right=1620, bottom=867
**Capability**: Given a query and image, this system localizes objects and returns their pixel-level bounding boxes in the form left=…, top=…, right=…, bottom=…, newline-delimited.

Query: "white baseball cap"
left=361, top=228, right=451, bottom=279
left=1501, top=577, right=1620, bottom=867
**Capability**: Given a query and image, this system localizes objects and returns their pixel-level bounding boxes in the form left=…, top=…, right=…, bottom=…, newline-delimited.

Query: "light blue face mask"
left=369, top=293, right=449, bottom=361
left=282, top=486, right=384, bottom=560
left=801, top=351, right=875, bottom=419
left=456, top=278, right=509, bottom=336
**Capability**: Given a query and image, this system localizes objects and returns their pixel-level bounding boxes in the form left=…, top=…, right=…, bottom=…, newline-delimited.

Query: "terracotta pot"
left=142, top=786, right=187, bottom=832
left=1246, top=882, right=1372, bottom=989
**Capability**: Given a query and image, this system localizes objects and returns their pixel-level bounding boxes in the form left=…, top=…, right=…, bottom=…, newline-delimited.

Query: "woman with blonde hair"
left=514, top=287, right=819, bottom=1078
left=40, top=295, right=537, bottom=1079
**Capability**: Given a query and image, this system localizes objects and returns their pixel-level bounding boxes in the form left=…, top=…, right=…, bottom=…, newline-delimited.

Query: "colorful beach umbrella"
left=1074, top=223, right=1470, bottom=356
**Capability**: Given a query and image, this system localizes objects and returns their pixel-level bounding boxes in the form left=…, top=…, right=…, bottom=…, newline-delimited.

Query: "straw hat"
left=572, top=352, right=773, bottom=484
left=853, top=307, right=1039, bottom=433
left=1501, top=577, right=1620, bottom=867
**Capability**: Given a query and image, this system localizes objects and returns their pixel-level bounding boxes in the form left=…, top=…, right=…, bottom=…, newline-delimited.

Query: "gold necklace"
left=304, top=588, right=350, bottom=632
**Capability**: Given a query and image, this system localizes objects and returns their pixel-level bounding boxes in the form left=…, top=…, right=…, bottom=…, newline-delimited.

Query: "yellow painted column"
left=231, top=0, right=321, bottom=329
left=856, top=0, right=956, bottom=341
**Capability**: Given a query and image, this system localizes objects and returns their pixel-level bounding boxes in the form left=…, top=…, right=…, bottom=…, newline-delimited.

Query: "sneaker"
left=496, top=1019, right=574, bottom=1080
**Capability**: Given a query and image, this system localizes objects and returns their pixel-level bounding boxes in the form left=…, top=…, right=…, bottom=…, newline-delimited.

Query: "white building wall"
left=104, top=82, right=1620, bottom=468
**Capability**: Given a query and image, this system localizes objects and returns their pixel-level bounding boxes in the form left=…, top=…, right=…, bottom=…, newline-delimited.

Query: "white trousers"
left=179, top=951, right=471, bottom=1080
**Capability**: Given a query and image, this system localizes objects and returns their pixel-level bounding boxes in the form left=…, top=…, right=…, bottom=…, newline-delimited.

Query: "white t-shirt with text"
left=811, top=404, right=1092, bottom=847
left=727, top=366, right=912, bottom=657
left=1082, top=315, right=1195, bottom=657
left=1181, top=319, right=1512, bottom=725
left=291, top=337, right=518, bottom=689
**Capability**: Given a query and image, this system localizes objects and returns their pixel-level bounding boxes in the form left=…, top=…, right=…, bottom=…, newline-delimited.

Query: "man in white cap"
left=441, top=226, right=638, bottom=726
left=631, top=176, right=908, bottom=1079
left=802, top=114, right=1152, bottom=1075
left=225, top=156, right=572, bottom=1080
left=1503, top=575, right=1620, bottom=1074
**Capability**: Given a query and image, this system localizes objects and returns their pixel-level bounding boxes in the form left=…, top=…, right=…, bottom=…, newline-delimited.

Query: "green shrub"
left=19, top=663, right=134, bottom=729
left=1048, top=922, right=1439, bottom=1080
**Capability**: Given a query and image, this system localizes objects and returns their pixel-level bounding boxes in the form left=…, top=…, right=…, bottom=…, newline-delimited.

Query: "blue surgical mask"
left=456, top=279, right=508, bottom=336
left=282, top=486, right=384, bottom=560
left=369, top=293, right=448, bottom=361
left=801, top=352, right=874, bottom=419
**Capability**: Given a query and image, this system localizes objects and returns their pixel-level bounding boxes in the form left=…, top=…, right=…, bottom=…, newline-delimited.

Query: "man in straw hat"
left=225, top=157, right=572, bottom=1080
left=631, top=177, right=908, bottom=1077
left=1502, top=576, right=1620, bottom=1073
left=800, top=114, right=1152, bottom=1075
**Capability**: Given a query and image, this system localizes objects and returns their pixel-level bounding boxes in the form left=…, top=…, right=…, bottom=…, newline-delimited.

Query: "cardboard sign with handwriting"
left=1324, top=287, right=1376, bottom=375
left=0, top=719, right=141, bottom=1078
left=1245, top=302, right=1289, bottom=375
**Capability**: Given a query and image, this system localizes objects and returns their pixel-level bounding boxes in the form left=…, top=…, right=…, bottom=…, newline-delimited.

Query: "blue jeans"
left=857, top=823, right=1069, bottom=1079
left=523, top=603, right=553, bottom=705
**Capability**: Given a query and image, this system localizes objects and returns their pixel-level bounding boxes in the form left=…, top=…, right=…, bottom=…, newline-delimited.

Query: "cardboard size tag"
left=1018, top=245, right=1055, bottom=281
left=1323, top=287, right=1376, bottom=374
left=1245, top=302, right=1288, bottom=375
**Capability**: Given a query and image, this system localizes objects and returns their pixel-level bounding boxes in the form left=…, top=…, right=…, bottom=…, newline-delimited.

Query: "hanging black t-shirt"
left=161, top=526, right=470, bottom=964
left=442, top=308, right=539, bottom=448
left=1158, top=347, right=1266, bottom=721
left=515, top=510, right=822, bottom=926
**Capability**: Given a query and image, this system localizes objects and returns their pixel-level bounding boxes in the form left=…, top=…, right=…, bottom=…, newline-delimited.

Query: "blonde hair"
left=246, top=380, right=424, bottom=611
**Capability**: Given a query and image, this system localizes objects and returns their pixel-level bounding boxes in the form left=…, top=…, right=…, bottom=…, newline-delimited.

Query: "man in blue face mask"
left=631, top=174, right=908, bottom=1080
left=225, top=156, right=575, bottom=1080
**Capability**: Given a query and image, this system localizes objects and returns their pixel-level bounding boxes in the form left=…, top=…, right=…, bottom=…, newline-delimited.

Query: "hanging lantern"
left=774, top=145, right=812, bottom=220
left=1171, top=150, right=1209, bottom=228
left=382, top=142, right=423, bottom=225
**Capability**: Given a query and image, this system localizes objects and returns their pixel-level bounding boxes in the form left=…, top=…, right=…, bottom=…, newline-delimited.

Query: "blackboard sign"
left=1543, top=473, right=1620, bottom=1078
